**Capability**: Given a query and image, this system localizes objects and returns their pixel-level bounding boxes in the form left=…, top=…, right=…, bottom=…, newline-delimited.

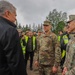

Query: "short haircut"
left=0, top=1, right=16, bottom=15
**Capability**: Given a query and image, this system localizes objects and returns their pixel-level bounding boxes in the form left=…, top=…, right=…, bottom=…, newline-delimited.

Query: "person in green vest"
left=17, top=29, right=26, bottom=58
left=17, top=29, right=27, bottom=75
left=20, top=32, right=26, bottom=59
left=25, top=30, right=37, bottom=71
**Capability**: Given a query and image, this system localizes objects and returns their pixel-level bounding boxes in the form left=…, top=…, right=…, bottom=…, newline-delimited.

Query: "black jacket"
left=0, top=17, right=26, bottom=75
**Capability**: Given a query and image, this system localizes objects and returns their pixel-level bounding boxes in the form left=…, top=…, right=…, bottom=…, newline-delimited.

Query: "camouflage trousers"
left=39, top=65, right=58, bottom=75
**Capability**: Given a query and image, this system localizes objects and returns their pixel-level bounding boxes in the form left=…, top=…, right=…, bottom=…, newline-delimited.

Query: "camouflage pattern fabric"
left=37, top=32, right=61, bottom=66
left=65, top=67, right=75, bottom=75
left=39, top=64, right=57, bottom=75
left=36, top=32, right=61, bottom=75
left=63, top=34, right=75, bottom=75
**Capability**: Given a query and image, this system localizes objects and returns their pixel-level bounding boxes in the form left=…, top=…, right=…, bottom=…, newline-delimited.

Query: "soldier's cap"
left=38, top=30, right=42, bottom=32
left=67, top=19, right=75, bottom=23
left=43, top=20, right=51, bottom=26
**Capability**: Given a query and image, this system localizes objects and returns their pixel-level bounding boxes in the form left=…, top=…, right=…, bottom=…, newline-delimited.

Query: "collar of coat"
left=0, top=16, right=16, bottom=28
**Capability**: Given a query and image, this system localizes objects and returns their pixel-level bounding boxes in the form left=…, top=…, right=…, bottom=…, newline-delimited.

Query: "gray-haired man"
left=0, top=1, right=27, bottom=75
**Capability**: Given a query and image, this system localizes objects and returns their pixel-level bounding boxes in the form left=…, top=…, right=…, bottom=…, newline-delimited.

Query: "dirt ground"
left=27, top=58, right=39, bottom=75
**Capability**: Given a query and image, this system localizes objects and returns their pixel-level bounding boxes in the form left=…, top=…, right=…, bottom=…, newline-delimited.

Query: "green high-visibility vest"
left=20, top=39, right=26, bottom=54
left=63, top=35, right=69, bottom=44
left=58, top=35, right=61, bottom=42
left=58, top=35, right=69, bottom=58
left=25, top=36, right=36, bottom=51
left=62, top=35, right=69, bottom=58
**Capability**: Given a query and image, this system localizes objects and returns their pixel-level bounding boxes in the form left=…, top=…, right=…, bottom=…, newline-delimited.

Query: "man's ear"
left=4, top=10, right=10, bottom=17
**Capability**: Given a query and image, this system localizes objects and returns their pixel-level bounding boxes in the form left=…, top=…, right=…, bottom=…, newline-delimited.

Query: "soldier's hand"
left=34, top=61, right=39, bottom=67
left=62, top=67, right=67, bottom=75
left=52, top=66, right=58, bottom=73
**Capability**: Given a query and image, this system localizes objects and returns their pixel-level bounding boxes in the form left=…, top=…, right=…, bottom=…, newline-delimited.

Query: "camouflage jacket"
left=63, top=34, right=75, bottom=72
left=36, top=32, right=61, bottom=67
left=65, top=67, right=75, bottom=75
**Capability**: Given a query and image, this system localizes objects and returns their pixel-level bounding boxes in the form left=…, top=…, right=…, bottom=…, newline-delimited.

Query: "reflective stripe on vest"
left=20, top=39, right=25, bottom=54
left=62, top=35, right=68, bottom=58
left=61, top=50, right=66, bottom=58
left=63, top=35, right=69, bottom=44
left=58, top=35, right=61, bottom=42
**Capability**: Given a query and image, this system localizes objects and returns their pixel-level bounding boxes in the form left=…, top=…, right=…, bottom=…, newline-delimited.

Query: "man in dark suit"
left=0, top=1, right=26, bottom=75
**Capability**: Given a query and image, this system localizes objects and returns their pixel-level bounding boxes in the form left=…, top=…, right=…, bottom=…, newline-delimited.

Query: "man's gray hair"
left=0, top=1, right=16, bottom=15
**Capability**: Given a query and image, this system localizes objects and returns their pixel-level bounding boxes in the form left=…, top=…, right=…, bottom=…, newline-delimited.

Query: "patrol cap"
left=67, top=15, right=75, bottom=23
left=43, top=20, right=51, bottom=26
left=67, top=19, right=75, bottom=23
left=38, top=29, right=42, bottom=32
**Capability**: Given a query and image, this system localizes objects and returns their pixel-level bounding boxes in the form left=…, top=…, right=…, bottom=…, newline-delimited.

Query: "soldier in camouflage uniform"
left=62, top=20, right=75, bottom=75
left=34, top=20, right=61, bottom=75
